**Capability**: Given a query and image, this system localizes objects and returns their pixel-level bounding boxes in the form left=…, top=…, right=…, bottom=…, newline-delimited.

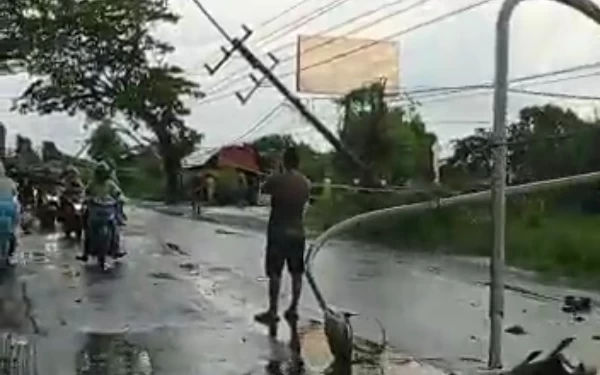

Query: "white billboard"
left=296, top=35, right=400, bottom=96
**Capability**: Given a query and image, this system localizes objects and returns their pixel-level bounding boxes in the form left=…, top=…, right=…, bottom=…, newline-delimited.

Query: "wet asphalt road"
left=5, top=204, right=600, bottom=374
left=0, top=207, right=438, bottom=375
left=148, top=204, right=600, bottom=373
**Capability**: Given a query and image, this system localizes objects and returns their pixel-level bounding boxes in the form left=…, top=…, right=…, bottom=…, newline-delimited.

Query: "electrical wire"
left=258, top=0, right=317, bottom=30
left=204, top=0, right=422, bottom=94
left=256, top=0, right=353, bottom=48
left=192, top=0, right=320, bottom=69
left=199, top=58, right=600, bottom=107
left=225, top=101, right=286, bottom=145
left=391, top=63, right=600, bottom=105
left=509, top=88, right=600, bottom=101
left=200, top=0, right=496, bottom=103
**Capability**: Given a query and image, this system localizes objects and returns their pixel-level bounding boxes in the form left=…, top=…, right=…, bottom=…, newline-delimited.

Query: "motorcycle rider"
left=77, top=161, right=126, bottom=262
left=0, top=162, right=19, bottom=258
left=59, top=165, right=84, bottom=228
left=17, top=177, right=35, bottom=207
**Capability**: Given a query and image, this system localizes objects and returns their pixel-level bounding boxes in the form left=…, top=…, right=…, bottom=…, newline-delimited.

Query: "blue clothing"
left=0, top=197, right=18, bottom=234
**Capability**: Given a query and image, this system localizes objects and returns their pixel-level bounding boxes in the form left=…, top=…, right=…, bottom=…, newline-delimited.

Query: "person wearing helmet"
left=77, top=161, right=125, bottom=262
left=60, top=165, right=84, bottom=218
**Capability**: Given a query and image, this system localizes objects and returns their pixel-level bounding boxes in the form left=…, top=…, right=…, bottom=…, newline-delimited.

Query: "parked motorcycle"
left=60, top=195, right=83, bottom=239
left=86, top=200, right=120, bottom=271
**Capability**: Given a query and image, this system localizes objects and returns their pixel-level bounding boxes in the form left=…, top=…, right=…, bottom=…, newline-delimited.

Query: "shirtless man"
left=254, top=147, right=311, bottom=324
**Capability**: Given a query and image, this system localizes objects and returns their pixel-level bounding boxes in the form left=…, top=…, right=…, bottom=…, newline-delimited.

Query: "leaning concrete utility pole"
left=489, top=0, right=600, bottom=368
left=189, top=0, right=368, bottom=173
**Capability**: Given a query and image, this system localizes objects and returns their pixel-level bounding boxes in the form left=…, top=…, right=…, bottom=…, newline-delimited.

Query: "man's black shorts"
left=265, top=230, right=306, bottom=278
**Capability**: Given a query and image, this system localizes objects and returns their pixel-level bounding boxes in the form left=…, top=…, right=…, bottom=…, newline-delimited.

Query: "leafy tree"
left=42, top=141, right=65, bottom=162
left=88, top=122, right=130, bottom=165
left=3, top=0, right=203, bottom=201
left=448, top=104, right=600, bottom=185
left=335, top=81, right=435, bottom=185
left=252, top=134, right=295, bottom=153
left=252, top=134, right=295, bottom=171
left=447, top=128, right=493, bottom=180
left=507, top=104, right=600, bottom=182
left=251, top=134, right=331, bottom=181
left=15, top=134, right=40, bottom=165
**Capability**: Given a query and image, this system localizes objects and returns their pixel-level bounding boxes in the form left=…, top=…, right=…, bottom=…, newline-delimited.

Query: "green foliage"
left=88, top=122, right=130, bottom=165
left=447, top=128, right=492, bottom=179
left=2, top=0, right=203, bottom=201
left=448, top=104, right=600, bottom=184
left=251, top=134, right=331, bottom=181
left=335, top=82, right=435, bottom=184
left=214, top=168, right=242, bottom=205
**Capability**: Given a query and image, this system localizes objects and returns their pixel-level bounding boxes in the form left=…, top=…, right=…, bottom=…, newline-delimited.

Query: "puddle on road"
left=75, top=333, right=152, bottom=375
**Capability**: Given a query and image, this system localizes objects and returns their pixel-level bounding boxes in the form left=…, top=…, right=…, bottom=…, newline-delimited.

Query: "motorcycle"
left=38, top=192, right=60, bottom=231
left=60, top=195, right=83, bottom=240
left=19, top=203, right=34, bottom=234
left=86, top=200, right=120, bottom=271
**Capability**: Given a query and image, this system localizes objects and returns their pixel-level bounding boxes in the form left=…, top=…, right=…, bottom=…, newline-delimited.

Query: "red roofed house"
left=183, top=144, right=263, bottom=205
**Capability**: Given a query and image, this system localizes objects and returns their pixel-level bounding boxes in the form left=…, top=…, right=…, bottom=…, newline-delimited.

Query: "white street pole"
left=490, top=0, right=600, bottom=368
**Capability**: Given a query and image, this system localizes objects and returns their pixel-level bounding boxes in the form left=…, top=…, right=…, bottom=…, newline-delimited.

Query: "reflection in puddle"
left=0, top=333, right=36, bottom=375
left=265, top=319, right=305, bottom=375
left=265, top=321, right=445, bottom=375
left=0, top=275, right=36, bottom=335
left=75, top=333, right=152, bottom=375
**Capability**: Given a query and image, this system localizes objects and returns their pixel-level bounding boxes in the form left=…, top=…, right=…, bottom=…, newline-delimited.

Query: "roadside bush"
left=214, top=168, right=241, bottom=205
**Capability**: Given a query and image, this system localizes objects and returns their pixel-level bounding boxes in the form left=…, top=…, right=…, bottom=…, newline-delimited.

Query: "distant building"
left=183, top=144, right=263, bottom=205
left=183, top=144, right=262, bottom=174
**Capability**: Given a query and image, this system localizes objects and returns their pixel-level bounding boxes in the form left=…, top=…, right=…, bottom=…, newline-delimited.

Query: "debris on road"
left=498, top=337, right=596, bottom=375
left=148, top=272, right=179, bottom=281
left=562, top=296, right=592, bottom=314
left=505, top=325, right=528, bottom=336
left=214, top=228, right=242, bottom=236
left=299, top=321, right=448, bottom=374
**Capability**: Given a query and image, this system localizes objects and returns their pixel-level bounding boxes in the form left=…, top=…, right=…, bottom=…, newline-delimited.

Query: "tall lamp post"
left=489, top=0, right=600, bottom=368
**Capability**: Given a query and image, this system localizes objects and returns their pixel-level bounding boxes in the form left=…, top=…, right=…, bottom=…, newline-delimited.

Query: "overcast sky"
left=3, top=0, right=600, bottom=156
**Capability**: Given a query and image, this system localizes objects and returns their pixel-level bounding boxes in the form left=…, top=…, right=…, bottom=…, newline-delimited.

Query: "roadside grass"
left=307, top=192, right=600, bottom=283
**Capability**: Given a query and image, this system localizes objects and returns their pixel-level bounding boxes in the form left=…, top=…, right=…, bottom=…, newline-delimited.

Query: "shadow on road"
left=80, top=261, right=127, bottom=287
left=75, top=333, right=152, bottom=375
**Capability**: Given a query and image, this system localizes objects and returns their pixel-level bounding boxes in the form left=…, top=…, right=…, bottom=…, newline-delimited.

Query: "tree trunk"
left=151, top=123, right=181, bottom=204
left=162, top=151, right=180, bottom=204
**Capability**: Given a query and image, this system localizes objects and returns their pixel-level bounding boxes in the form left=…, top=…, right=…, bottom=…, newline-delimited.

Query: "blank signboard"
left=296, top=35, right=400, bottom=96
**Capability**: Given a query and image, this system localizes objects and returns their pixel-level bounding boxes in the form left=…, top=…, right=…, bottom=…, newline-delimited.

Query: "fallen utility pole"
left=189, top=0, right=368, bottom=172
left=305, top=168, right=600, bottom=368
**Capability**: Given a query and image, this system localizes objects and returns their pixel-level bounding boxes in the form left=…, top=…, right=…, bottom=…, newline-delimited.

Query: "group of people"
left=0, top=159, right=126, bottom=262
left=0, top=145, right=310, bottom=322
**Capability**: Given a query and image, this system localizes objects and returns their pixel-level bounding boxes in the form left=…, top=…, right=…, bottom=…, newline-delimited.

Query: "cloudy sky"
left=2, top=0, right=600, bottom=156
